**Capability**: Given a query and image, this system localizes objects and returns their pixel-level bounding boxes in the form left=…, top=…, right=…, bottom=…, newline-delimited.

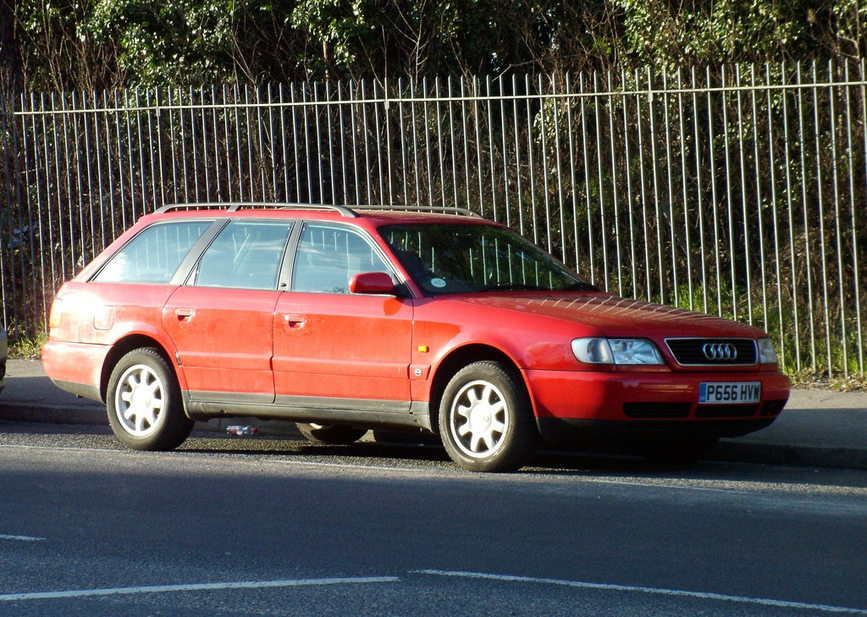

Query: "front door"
left=272, top=222, right=413, bottom=411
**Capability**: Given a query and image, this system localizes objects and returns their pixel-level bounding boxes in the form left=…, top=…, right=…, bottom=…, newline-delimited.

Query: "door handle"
left=284, top=314, right=307, bottom=328
left=175, top=307, right=195, bottom=321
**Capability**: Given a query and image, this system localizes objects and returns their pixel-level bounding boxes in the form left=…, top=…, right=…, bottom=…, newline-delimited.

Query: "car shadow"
left=0, top=420, right=719, bottom=476
left=179, top=431, right=675, bottom=474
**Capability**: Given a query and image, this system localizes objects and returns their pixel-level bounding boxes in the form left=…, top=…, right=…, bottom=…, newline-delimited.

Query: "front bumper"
left=524, top=367, right=791, bottom=443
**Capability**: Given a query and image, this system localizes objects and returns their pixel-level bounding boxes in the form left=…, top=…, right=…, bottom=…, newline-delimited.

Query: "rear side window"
left=93, top=220, right=212, bottom=284
left=194, top=220, right=293, bottom=290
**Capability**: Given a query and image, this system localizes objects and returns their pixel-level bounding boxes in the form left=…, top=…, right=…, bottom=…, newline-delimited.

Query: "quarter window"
left=93, top=220, right=212, bottom=284
left=195, top=220, right=293, bottom=290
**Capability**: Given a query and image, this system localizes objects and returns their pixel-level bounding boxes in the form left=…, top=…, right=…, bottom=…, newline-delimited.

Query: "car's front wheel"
left=106, top=348, right=194, bottom=451
left=439, top=361, right=537, bottom=472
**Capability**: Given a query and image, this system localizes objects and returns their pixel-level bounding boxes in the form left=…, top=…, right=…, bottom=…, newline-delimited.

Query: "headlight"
left=758, top=338, right=779, bottom=364
left=572, top=338, right=664, bottom=365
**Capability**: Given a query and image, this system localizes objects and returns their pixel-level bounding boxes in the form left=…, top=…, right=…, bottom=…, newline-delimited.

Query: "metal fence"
left=1, top=60, right=865, bottom=377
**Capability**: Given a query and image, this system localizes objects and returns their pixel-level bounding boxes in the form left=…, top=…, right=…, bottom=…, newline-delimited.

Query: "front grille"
left=665, top=338, right=758, bottom=366
left=623, top=402, right=692, bottom=419
left=695, top=403, right=760, bottom=418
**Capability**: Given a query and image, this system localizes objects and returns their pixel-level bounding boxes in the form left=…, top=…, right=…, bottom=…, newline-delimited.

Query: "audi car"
left=42, top=203, right=790, bottom=471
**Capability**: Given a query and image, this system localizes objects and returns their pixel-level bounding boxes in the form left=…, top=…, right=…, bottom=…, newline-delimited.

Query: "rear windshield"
left=380, top=223, right=594, bottom=296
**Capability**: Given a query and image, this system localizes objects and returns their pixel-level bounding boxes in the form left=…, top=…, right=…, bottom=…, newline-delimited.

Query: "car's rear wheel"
left=439, top=361, right=537, bottom=472
left=296, top=423, right=368, bottom=445
left=106, top=348, right=194, bottom=451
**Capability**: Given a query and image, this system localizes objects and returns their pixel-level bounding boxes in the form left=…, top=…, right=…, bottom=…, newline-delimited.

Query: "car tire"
left=296, top=423, right=368, bottom=445
left=438, top=361, right=538, bottom=472
left=106, top=348, right=194, bottom=451
left=635, top=436, right=720, bottom=465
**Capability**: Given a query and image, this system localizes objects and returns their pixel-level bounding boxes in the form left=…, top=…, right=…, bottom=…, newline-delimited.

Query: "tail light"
left=48, top=299, right=63, bottom=329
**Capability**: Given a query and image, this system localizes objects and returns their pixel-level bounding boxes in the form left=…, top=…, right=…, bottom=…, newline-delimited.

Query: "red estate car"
left=43, top=203, right=790, bottom=471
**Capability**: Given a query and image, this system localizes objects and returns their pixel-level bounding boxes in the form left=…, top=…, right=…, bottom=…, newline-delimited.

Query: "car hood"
left=448, top=292, right=765, bottom=338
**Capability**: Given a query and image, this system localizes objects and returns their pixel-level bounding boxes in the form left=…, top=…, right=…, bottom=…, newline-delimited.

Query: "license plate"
left=699, top=382, right=761, bottom=404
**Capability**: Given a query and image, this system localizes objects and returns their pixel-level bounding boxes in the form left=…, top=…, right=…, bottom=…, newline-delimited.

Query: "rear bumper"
left=41, top=340, right=110, bottom=403
left=525, top=367, right=790, bottom=442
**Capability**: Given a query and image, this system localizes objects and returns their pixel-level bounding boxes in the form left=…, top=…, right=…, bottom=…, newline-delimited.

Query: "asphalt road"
left=1, top=422, right=866, bottom=617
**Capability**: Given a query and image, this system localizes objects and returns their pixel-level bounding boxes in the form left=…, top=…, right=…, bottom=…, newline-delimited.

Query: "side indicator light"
left=418, top=346, right=429, bottom=353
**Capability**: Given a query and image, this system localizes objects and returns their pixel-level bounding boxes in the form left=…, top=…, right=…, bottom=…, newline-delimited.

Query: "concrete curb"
left=0, top=402, right=108, bottom=426
left=0, top=401, right=303, bottom=437
left=714, top=439, right=867, bottom=469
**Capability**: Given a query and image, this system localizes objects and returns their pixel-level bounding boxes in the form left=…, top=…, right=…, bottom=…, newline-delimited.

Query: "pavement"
left=1, top=358, right=866, bottom=470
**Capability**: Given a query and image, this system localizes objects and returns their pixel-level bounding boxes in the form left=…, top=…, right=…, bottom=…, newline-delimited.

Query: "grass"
left=7, top=330, right=48, bottom=360
left=788, top=370, right=867, bottom=392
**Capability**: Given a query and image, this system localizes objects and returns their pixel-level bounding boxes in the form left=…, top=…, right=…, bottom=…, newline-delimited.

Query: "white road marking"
left=0, top=563, right=864, bottom=613
left=0, top=534, right=45, bottom=542
left=415, top=570, right=867, bottom=615
left=0, top=576, right=400, bottom=602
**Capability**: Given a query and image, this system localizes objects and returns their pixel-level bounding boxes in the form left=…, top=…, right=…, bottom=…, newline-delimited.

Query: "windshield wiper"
left=562, top=282, right=598, bottom=291
left=478, top=283, right=547, bottom=292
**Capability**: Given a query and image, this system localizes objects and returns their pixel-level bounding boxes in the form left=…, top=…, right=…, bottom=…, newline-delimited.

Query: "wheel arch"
left=100, top=334, right=177, bottom=402
left=429, top=344, right=534, bottom=435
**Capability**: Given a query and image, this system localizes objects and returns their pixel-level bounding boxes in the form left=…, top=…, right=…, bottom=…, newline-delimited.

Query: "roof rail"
left=154, top=202, right=482, bottom=219
left=154, top=202, right=358, bottom=217
left=353, top=205, right=482, bottom=218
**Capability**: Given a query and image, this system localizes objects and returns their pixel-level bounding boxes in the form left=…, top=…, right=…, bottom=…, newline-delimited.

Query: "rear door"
left=163, top=219, right=293, bottom=404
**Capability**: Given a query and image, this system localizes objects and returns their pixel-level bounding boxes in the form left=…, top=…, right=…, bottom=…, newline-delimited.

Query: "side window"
left=93, top=220, right=212, bottom=284
left=195, top=220, right=293, bottom=290
left=292, top=224, right=392, bottom=294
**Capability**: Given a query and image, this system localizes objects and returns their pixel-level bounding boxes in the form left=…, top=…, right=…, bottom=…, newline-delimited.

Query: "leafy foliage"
left=614, top=0, right=864, bottom=67
left=2, top=0, right=864, bottom=93
left=82, top=0, right=237, bottom=85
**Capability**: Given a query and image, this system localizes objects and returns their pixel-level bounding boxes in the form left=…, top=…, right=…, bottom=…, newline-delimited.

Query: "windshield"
left=380, top=222, right=595, bottom=296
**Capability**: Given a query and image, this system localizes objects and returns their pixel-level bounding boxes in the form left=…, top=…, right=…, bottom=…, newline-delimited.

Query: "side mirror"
left=349, top=271, right=396, bottom=295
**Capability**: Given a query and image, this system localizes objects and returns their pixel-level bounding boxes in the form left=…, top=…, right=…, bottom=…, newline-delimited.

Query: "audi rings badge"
left=702, top=342, right=738, bottom=361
